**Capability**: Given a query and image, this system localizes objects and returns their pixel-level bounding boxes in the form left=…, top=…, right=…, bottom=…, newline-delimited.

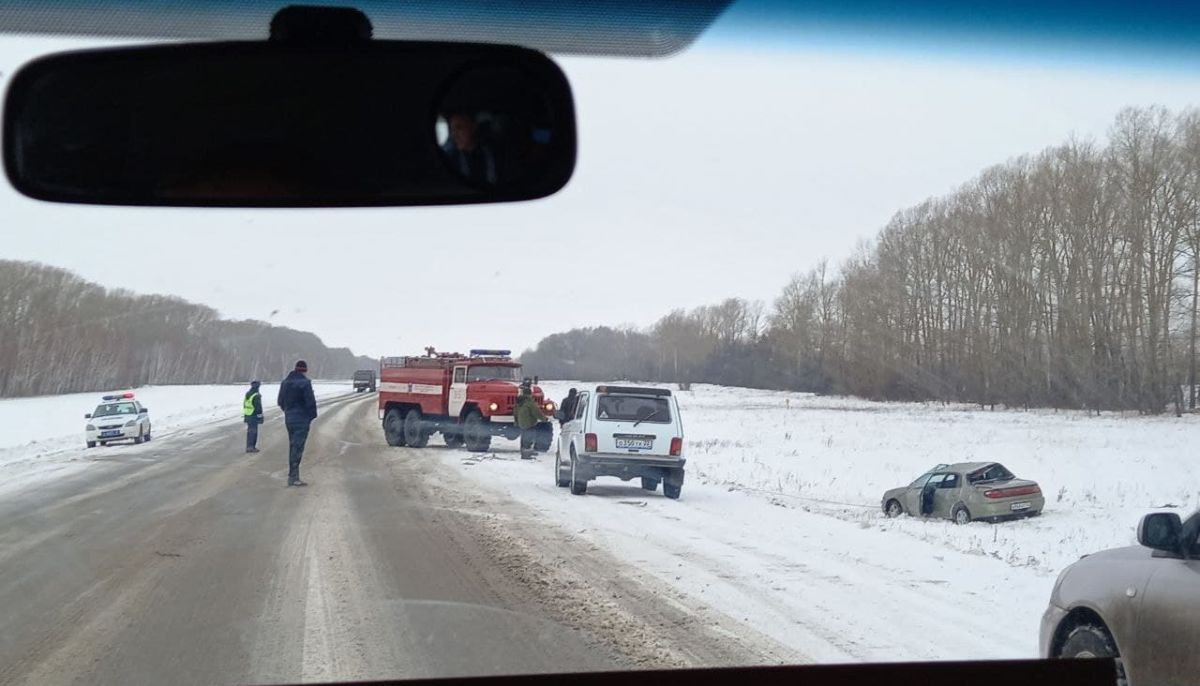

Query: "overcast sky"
left=5, top=7, right=1200, bottom=361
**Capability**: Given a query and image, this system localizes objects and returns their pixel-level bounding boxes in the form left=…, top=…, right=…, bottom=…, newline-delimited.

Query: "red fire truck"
left=378, top=348, right=556, bottom=452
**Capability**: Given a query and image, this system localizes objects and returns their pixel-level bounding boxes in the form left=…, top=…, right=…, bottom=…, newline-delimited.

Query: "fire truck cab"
left=378, top=348, right=555, bottom=452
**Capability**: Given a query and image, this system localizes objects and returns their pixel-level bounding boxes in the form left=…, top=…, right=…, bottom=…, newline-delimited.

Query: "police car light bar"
left=101, top=392, right=135, bottom=400
left=469, top=349, right=511, bottom=357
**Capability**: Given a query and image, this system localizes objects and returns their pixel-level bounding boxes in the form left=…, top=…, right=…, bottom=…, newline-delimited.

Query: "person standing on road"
left=515, top=379, right=547, bottom=460
left=277, top=360, right=317, bottom=487
left=558, top=388, right=578, bottom=424
left=243, top=380, right=264, bottom=454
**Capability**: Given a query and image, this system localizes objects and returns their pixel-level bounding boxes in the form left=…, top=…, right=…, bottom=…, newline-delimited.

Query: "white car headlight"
left=86, top=424, right=96, bottom=431
left=124, top=420, right=137, bottom=427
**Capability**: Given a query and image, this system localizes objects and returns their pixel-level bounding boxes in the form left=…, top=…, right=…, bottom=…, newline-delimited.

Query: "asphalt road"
left=0, top=393, right=777, bottom=686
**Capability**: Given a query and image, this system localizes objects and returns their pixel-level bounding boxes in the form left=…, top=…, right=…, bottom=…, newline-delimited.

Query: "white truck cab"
left=555, top=385, right=685, bottom=498
left=85, top=392, right=152, bottom=448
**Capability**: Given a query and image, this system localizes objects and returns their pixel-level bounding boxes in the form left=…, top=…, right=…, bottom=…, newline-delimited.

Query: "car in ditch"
left=881, top=461, right=1043, bottom=524
left=1040, top=509, right=1200, bottom=686
left=555, top=385, right=685, bottom=499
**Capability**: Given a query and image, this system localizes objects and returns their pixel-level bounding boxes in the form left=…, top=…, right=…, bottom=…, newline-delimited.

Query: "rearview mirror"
left=4, top=39, right=575, bottom=207
left=84, top=413, right=91, bottom=419
left=1138, top=512, right=1183, bottom=553
left=139, top=408, right=149, bottom=414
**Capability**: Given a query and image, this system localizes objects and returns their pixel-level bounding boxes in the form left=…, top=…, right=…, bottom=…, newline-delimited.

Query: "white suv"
left=85, top=393, right=152, bottom=447
left=555, top=385, right=685, bottom=498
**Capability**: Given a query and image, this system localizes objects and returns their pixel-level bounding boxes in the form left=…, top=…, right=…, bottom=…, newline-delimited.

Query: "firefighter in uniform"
left=514, top=379, right=548, bottom=460
left=243, top=380, right=264, bottom=453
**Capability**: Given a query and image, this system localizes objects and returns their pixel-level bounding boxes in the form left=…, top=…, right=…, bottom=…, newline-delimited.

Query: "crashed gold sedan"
left=881, top=462, right=1044, bottom=524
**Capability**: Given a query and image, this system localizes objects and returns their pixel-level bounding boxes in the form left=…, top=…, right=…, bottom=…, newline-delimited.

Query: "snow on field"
left=435, top=381, right=1200, bottom=663
left=0, top=381, right=353, bottom=495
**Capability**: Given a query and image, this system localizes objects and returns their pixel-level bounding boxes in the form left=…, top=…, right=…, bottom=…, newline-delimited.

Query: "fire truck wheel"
left=403, top=409, right=429, bottom=448
left=383, top=408, right=406, bottom=447
left=463, top=411, right=492, bottom=453
left=443, top=431, right=464, bottom=449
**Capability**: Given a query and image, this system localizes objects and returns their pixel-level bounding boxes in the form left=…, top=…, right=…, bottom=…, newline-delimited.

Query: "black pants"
left=286, top=422, right=311, bottom=481
left=245, top=419, right=259, bottom=450
left=520, top=428, right=535, bottom=455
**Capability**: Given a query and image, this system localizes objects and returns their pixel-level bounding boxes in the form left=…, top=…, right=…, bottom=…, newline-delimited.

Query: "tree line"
left=522, top=106, right=1200, bottom=413
left=0, top=260, right=374, bottom=397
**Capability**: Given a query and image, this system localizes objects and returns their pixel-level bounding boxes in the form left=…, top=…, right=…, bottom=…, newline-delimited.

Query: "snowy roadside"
left=0, top=381, right=356, bottom=497
left=431, top=381, right=1200, bottom=662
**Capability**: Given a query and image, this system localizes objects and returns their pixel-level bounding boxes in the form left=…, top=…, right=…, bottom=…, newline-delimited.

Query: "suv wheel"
left=555, top=449, right=569, bottom=488
left=641, top=477, right=659, bottom=492
left=569, top=448, right=587, bottom=495
left=885, top=499, right=903, bottom=518
left=403, top=409, right=429, bottom=448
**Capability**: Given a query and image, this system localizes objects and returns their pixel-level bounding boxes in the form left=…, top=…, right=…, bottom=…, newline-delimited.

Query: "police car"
left=85, top=393, right=152, bottom=447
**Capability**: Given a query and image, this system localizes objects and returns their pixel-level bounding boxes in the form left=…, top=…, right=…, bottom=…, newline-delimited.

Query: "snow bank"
left=0, top=381, right=353, bottom=494
left=436, top=381, right=1200, bottom=662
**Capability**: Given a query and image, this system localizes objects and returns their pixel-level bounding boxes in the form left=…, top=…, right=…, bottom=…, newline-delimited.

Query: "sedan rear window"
left=968, top=463, right=1015, bottom=484
left=596, top=395, right=671, bottom=423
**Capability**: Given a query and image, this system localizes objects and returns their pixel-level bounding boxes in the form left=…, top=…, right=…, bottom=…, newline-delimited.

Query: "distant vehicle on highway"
left=881, top=462, right=1043, bottom=524
left=1041, top=509, right=1200, bottom=686
left=85, top=392, right=152, bottom=448
left=556, top=385, right=685, bottom=499
left=353, top=369, right=377, bottom=393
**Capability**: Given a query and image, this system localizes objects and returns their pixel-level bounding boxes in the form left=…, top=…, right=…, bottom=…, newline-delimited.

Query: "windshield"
left=5, top=1, right=1200, bottom=684
left=595, top=395, right=671, bottom=423
left=92, top=402, right=137, bottom=417
left=466, top=365, right=520, bottom=382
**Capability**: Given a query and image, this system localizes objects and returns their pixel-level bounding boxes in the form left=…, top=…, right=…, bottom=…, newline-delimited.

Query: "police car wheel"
left=133, top=429, right=144, bottom=444
left=86, top=441, right=96, bottom=449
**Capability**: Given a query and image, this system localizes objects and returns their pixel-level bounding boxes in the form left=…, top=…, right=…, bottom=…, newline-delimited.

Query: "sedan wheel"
left=1058, top=624, right=1126, bottom=685
left=885, top=499, right=903, bottom=518
left=952, top=505, right=972, bottom=525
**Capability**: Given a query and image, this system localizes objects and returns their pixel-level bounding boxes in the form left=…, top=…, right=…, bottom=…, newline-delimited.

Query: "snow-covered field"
left=435, top=381, right=1200, bottom=663
left=0, top=381, right=354, bottom=496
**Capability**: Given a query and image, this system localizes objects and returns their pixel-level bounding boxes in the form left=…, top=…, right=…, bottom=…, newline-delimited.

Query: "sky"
left=4, top=2, right=1200, bottom=359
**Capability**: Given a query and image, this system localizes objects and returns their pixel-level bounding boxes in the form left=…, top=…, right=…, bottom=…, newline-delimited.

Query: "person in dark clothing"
left=243, top=380, right=264, bottom=453
left=442, top=112, right=499, bottom=186
left=277, top=360, right=318, bottom=487
left=558, top=388, right=578, bottom=424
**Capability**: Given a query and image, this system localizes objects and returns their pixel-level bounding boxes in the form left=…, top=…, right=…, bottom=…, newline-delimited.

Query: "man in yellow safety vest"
left=243, top=380, right=264, bottom=453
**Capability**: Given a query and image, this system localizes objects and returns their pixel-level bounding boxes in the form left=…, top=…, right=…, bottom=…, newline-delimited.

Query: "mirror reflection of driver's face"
left=449, top=113, right=478, bottom=152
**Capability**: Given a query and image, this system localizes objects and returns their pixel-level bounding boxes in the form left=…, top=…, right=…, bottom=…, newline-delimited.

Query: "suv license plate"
left=1010, top=502, right=1031, bottom=511
left=615, top=438, right=653, bottom=450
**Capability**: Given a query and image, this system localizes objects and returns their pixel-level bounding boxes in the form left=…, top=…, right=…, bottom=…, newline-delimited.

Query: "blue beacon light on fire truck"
left=469, top=349, right=511, bottom=357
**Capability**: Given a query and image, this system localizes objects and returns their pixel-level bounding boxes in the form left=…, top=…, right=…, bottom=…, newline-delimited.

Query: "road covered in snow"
left=0, top=381, right=354, bottom=497
left=434, top=381, right=1200, bottom=662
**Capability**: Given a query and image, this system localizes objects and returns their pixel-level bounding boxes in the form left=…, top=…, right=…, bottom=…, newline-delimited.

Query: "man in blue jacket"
left=277, top=360, right=317, bottom=487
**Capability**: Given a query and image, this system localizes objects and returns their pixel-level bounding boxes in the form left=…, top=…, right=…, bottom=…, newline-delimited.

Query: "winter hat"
left=295, top=360, right=308, bottom=372
left=250, top=380, right=261, bottom=388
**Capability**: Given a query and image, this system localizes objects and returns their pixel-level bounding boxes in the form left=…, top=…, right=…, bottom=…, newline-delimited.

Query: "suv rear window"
left=596, top=395, right=671, bottom=423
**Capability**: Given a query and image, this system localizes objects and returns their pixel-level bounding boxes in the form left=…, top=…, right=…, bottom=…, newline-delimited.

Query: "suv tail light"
left=584, top=433, right=597, bottom=452
left=670, top=437, right=683, bottom=456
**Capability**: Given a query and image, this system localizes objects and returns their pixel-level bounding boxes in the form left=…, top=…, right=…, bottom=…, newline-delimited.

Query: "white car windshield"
left=92, top=402, right=137, bottom=417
